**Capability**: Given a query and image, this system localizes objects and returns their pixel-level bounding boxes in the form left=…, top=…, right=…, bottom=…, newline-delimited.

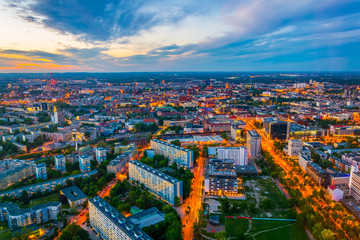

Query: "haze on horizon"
left=1, top=0, right=360, bottom=73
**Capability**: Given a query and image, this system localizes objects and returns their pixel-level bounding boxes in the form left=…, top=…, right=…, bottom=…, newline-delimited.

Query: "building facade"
left=0, top=160, right=35, bottom=190
left=0, top=170, right=97, bottom=198
left=150, top=139, right=193, bottom=168
left=35, top=163, right=47, bottom=180
left=216, top=147, right=248, bottom=166
left=55, top=155, right=66, bottom=173
left=231, top=122, right=246, bottom=141
left=246, top=130, right=261, bottom=158
left=79, top=154, right=91, bottom=173
left=95, top=147, right=107, bottom=164
left=107, top=143, right=138, bottom=174
left=299, top=151, right=311, bottom=171
left=89, top=196, right=152, bottom=240
left=0, top=202, right=61, bottom=230
left=129, top=160, right=183, bottom=206
left=205, top=159, right=238, bottom=196
left=288, top=139, right=303, bottom=158
left=263, top=118, right=289, bottom=140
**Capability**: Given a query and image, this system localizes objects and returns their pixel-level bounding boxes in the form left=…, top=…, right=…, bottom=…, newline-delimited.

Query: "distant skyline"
left=1, top=0, right=360, bottom=72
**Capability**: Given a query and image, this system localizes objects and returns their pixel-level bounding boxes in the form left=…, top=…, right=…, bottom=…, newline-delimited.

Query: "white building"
left=349, top=165, right=360, bottom=201
left=89, top=196, right=151, bottom=240
left=79, top=155, right=91, bottom=173
left=129, top=160, right=183, bottom=206
left=95, top=147, right=107, bottom=164
left=54, top=155, right=66, bottom=173
left=327, top=185, right=344, bottom=202
left=216, top=147, right=248, bottom=166
left=246, top=130, right=261, bottom=158
left=35, top=163, right=47, bottom=180
left=288, top=139, right=303, bottom=158
left=299, top=152, right=311, bottom=171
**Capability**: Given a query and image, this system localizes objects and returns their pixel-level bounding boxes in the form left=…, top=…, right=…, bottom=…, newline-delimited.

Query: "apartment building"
left=129, top=160, right=183, bottom=206
left=150, top=139, right=193, bottom=168
left=89, top=196, right=152, bottom=240
left=205, top=159, right=238, bottom=196
left=0, top=202, right=61, bottom=230
left=246, top=130, right=261, bottom=158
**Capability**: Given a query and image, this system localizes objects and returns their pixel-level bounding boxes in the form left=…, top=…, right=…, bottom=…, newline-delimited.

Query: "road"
left=68, top=178, right=118, bottom=226
left=244, top=119, right=352, bottom=239
left=181, top=155, right=205, bottom=240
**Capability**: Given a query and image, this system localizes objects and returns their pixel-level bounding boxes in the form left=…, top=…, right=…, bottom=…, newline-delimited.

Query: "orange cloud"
left=0, top=61, right=82, bottom=71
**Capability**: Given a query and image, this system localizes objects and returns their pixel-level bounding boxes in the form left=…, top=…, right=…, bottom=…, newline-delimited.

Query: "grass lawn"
left=225, top=218, right=249, bottom=237
left=248, top=220, right=291, bottom=235
left=257, top=178, right=289, bottom=209
left=0, top=221, right=9, bottom=230
left=253, top=222, right=308, bottom=240
left=242, top=177, right=290, bottom=218
left=225, top=218, right=308, bottom=240
left=23, top=193, right=60, bottom=208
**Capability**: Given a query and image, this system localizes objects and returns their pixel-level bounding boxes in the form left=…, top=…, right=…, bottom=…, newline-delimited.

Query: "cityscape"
left=1, top=1, right=360, bottom=240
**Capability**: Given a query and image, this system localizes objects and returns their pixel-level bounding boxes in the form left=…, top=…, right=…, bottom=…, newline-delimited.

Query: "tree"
left=320, top=229, right=335, bottom=240
left=174, top=196, right=181, bottom=207
left=261, top=198, right=272, bottom=210
left=20, top=190, right=29, bottom=204
left=215, top=231, right=226, bottom=240
left=170, top=140, right=181, bottom=147
left=221, top=132, right=228, bottom=140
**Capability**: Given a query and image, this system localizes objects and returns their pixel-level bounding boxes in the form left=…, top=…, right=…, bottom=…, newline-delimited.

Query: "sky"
left=1, top=0, right=360, bottom=72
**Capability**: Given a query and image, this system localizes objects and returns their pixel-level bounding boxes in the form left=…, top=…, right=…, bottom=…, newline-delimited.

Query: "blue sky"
left=0, top=0, right=360, bottom=72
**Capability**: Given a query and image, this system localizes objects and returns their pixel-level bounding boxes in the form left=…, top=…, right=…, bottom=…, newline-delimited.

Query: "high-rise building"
left=79, top=154, right=91, bottom=173
left=41, top=102, right=48, bottom=111
left=54, top=155, right=66, bottom=173
left=246, top=130, right=261, bottom=158
left=349, top=165, right=360, bottom=201
left=129, top=160, right=183, bottom=206
left=288, top=139, right=303, bottom=157
left=216, top=147, right=248, bottom=166
left=205, top=159, right=238, bottom=196
left=89, top=196, right=152, bottom=240
left=263, top=118, right=290, bottom=140
left=150, top=139, right=193, bottom=168
left=231, top=122, right=246, bottom=141
left=95, top=147, right=107, bottom=164
left=53, top=106, right=58, bottom=124
left=35, top=163, right=47, bottom=180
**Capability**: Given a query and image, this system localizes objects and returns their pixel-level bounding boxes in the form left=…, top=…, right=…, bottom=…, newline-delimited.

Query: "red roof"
left=144, top=119, right=156, bottom=123
left=328, top=185, right=337, bottom=190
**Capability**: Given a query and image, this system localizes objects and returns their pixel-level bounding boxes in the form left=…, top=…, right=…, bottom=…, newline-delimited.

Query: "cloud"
left=10, top=0, right=215, bottom=41
left=3, top=0, right=360, bottom=71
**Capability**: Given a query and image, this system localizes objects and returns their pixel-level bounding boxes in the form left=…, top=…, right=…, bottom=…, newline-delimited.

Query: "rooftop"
left=130, top=160, right=181, bottom=184
left=60, top=186, right=87, bottom=202
left=89, top=196, right=152, bottom=240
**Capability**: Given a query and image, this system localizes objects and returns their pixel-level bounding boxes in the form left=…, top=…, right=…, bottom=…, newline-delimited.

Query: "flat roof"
left=248, top=130, right=260, bottom=137
left=61, top=186, right=87, bottom=202
left=89, top=196, right=152, bottom=240
left=130, top=160, right=181, bottom=184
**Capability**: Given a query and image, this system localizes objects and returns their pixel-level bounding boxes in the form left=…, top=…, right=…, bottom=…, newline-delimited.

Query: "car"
left=73, top=220, right=78, bottom=224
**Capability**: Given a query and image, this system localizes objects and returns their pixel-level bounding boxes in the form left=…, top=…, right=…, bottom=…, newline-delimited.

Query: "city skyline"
left=1, top=0, right=360, bottom=72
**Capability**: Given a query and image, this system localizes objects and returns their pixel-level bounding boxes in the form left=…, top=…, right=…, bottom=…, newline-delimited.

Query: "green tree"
left=174, top=196, right=181, bottom=207
left=215, top=231, right=227, bottom=240
left=320, top=229, right=335, bottom=240
left=170, top=140, right=181, bottom=147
